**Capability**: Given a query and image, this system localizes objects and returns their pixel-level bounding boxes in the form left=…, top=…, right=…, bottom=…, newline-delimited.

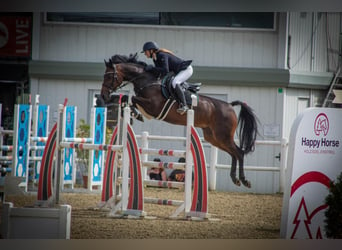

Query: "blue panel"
left=63, top=106, right=75, bottom=181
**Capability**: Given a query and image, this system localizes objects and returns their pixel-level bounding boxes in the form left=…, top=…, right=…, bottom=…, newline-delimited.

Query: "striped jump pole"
left=59, top=142, right=122, bottom=152
left=143, top=160, right=186, bottom=170
left=139, top=148, right=186, bottom=158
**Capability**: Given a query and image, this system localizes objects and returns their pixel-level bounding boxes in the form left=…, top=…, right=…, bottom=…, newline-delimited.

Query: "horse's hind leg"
left=230, top=156, right=241, bottom=186
left=202, top=127, right=243, bottom=187
left=231, top=145, right=251, bottom=188
left=237, top=151, right=251, bottom=188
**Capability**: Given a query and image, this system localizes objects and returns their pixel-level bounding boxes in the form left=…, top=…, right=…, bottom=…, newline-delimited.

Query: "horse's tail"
left=231, top=101, right=258, bottom=154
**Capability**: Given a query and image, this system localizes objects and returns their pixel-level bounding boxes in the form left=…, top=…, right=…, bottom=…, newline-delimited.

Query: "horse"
left=98, top=53, right=258, bottom=188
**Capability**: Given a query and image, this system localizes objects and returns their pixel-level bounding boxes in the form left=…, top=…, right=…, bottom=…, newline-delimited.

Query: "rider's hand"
left=144, top=65, right=154, bottom=71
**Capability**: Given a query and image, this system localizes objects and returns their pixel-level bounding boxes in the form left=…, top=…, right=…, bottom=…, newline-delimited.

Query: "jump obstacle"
left=33, top=95, right=208, bottom=219
left=0, top=95, right=48, bottom=192
left=1, top=95, right=209, bottom=239
left=36, top=99, right=117, bottom=205
left=100, top=95, right=209, bottom=219
left=1, top=98, right=108, bottom=238
left=0, top=95, right=107, bottom=192
left=1, top=99, right=71, bottom=239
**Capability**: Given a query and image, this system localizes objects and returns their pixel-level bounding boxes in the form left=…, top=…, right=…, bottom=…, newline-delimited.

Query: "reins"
left=106, top=63, right=161, bottom=95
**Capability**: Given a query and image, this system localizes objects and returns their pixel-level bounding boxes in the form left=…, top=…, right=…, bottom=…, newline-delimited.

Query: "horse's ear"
left=104, top=59, right=113, bottom=67
left=104, top=59, right=110, bottom=67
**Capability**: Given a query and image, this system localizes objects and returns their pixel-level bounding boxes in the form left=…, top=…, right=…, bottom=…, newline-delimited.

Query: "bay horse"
left=99, top=53, right=258, bottom=188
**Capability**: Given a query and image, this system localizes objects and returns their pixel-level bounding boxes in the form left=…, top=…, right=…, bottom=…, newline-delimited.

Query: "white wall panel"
left=289, top=12, right=341, bottom=73
left=39, top=23, right=280, bottom=68
left=288, top=12, right=314, bottom=71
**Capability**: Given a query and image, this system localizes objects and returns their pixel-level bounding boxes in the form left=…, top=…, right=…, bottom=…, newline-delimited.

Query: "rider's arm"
left=152, top=53, right=169, bottom=76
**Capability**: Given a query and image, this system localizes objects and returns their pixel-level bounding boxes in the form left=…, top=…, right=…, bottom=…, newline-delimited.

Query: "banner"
left=0, top=15, right=32, bottom=57
left=281, top=108, right=342, bottom=239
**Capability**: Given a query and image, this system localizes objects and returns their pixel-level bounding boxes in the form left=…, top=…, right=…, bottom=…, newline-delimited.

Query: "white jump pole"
left=141, top=131, right=149, bottom=180
left=184, top=95, right=197, bottom=214
left=119, top=106, right=130, bottom=212
left=55, top=104, right=64, bottom=204
left=209, top=146, right=218, bottom=191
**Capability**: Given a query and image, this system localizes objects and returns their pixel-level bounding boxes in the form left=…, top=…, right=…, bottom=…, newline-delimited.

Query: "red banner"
left=0, top=15, right=32, bottom=57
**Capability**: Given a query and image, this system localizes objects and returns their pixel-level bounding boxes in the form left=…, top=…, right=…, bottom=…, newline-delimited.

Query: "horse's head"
left=99, top=53, right=156, bottom=105
left=100, top=59, right=124, bottom=103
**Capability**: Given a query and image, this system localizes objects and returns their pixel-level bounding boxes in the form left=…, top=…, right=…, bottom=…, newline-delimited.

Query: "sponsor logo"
left=314, top=113, right=329, bottom=136
left=290, top=171, right=330, bottom=239
left=301, top=113, right=340, bottom=154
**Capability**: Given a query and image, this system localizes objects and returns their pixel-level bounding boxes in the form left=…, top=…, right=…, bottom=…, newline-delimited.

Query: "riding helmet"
left=142, top=41, right=159, bottom=53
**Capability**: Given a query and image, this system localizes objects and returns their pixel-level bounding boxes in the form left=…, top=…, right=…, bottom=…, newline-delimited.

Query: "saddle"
left=161, top=73, right=201, bottom=106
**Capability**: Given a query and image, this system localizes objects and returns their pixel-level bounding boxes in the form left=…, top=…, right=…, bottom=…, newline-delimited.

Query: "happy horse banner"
left=280, top=108, right=342, bottom=239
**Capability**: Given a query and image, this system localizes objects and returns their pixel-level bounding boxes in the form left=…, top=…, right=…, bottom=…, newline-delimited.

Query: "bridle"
left=102, top=62, right=161, bottom=96
left=102, top=64, right=119, bottom=93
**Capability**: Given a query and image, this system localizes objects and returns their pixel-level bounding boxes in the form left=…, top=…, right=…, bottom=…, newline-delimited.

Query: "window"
left=46, top=12, right=275, bottom=30
left=46, top=12, right=160, bottom=25
left=160, top=13, right=275, bottom=29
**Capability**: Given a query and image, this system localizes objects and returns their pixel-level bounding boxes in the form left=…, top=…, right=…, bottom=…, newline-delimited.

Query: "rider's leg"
left=172, top=66, right=193, bottom=114
left=172, top=65, right=193, bottom=88
left=175, top=84, right=189, bottom=114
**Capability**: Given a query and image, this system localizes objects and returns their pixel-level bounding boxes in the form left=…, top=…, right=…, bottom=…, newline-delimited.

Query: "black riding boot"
left=175, top=84, right=189, bottom=114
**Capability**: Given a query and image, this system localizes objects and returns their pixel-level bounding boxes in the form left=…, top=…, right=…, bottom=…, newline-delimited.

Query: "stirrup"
left=177, top=105, right=189, bottom=114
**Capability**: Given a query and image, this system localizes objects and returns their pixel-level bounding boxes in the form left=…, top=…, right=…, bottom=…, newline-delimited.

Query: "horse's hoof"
left=241, top=179, right=251, bottom=188
left=136, top=114, right=144, bottom=122
left=233, top=179, right=241, bottom=186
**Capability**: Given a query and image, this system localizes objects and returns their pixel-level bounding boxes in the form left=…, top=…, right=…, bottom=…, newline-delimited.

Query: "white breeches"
left=172, top=65, right=193, bottom=88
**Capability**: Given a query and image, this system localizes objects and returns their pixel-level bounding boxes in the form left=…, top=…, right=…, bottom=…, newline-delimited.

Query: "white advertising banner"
left=280, top=108, right=342, bottom=239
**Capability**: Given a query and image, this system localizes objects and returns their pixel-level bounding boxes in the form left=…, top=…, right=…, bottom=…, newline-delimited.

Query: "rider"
left=141, top=41, right=193, bottom=114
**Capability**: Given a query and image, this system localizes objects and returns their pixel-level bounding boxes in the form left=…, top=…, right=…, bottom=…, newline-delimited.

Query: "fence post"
left=141, top=131, right=149, bottom=180
left=279, top=137, right=288, bottom=193
left=54, top=104, right=64, bottom=204
left=120, top=106, right=130, bottom=212
left=209, top=146, right=218, bottom=191
left=184, top=108, right=193, bottom=214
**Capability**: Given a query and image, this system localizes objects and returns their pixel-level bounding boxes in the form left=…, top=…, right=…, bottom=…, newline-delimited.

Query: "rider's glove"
left=144, top=65, right=154, bottom=71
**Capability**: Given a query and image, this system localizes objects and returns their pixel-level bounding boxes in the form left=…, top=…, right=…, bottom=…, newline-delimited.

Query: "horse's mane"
left=111, top=53, right=147, bottom=67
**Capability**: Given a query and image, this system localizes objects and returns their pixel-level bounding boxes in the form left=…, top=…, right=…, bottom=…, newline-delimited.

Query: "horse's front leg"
left=129, top=105, right=144, bottom=122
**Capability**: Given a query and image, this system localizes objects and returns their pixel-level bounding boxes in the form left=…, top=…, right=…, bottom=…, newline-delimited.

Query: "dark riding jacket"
left=145, top=51, right=192, bottom=78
